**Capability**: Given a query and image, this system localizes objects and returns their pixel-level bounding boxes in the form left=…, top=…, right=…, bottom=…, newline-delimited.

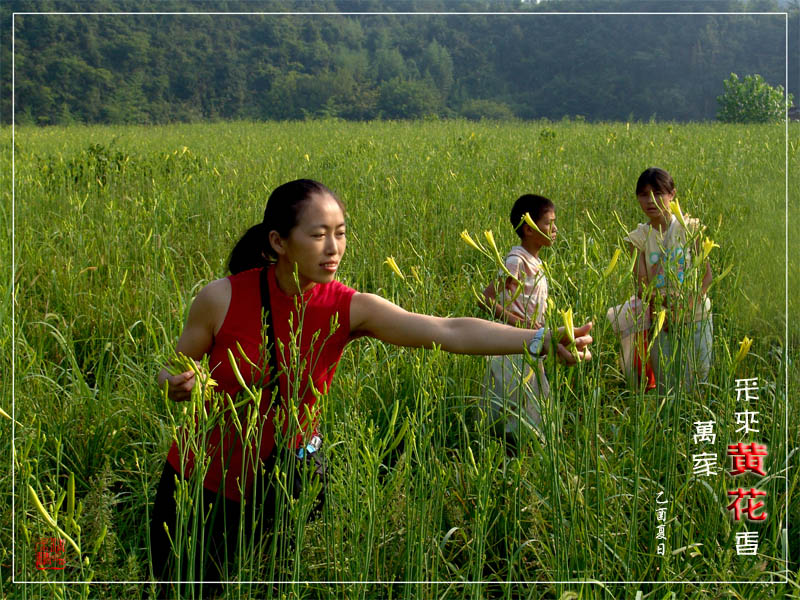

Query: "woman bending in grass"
left=151, top=179, right=592, bottom=589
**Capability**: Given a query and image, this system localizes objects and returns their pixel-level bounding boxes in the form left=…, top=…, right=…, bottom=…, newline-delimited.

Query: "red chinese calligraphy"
left=727, top=442, right=768, bottom=476
left=726, top=488, right=767, bottom=521
left=34, top=537, right=66, bottom=570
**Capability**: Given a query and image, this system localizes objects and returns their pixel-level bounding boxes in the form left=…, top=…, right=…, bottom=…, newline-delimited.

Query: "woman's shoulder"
left=193, top=277, right=233, bottom=321
left=667, top=215, right=703, bottom=244
left=318, top=278, right=357, bottom=304
left=505, top=245, right=532, bottom=265
left=627, top=222, right=651, bottom=235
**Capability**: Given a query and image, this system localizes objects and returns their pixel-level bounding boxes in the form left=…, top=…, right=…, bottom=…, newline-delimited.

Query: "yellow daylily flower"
left=653, top=309, right=667, bottom=338
left=734, top=336, right=753, bottom=365
left=560, top=308, right=575, bottom=344
left=167, top=352, right=218, bottom=391
left=384, top=256, right=405, bottom=280
left=460, top=230, right=487, bottom=255
left=669, top=196, right=688, bottom=230
left=482, top=230, right=516, bottom=280
left=603, top=248, right=622, bottom=277
left=522, top=368, right=535, bottom=385
left=560, top=307, right=580, bottom=361
left=483, top=230, right=507, bottom=268
left=700, top=237, right=720, bottom=263
left=410, top=266, right=422, bottom=284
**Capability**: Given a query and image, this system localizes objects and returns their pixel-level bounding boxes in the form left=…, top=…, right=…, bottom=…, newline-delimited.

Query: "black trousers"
left=149, top=451, right=325, bottom=596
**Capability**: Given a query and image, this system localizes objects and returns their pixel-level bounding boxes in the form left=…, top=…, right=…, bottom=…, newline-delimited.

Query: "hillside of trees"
left=1, top=0, right=796, bottom=124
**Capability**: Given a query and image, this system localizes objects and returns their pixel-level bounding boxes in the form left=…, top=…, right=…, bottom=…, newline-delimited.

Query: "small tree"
left=460, top=99, right=515, bottom=121
left=716, top=73, right=794, bottom=123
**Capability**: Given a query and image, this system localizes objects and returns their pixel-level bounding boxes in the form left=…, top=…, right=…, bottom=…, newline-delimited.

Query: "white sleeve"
left=503, top=253, right=523, bottom=279
left=624, top=224, right=649, bottom=251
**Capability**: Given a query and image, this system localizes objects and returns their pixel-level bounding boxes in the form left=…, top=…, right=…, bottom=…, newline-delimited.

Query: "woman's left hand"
left=544, top=322, right=593, bottom=364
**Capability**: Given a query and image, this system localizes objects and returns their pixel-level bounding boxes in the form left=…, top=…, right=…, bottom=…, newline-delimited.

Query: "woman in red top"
left=151, top=179, right=592, bottom=589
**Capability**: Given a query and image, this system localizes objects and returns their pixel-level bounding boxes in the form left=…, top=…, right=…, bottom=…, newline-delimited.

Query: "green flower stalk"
left=707, top=262, right=734, bottom=292
left=28, top=484, right=81, bottom=556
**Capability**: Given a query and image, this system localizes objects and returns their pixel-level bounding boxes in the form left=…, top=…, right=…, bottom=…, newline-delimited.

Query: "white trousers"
left=484, top=354, right=549, bottom=436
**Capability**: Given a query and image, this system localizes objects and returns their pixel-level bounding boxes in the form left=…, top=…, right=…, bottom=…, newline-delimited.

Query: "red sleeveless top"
left=166, top=266, right=356, bottom=501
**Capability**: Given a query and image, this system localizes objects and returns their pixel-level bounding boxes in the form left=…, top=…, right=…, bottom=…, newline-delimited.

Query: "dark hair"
left=509, top=194, right=555, bottom=239
left=635, top=167, right=675, bottom=196
left=227, top=179, right=342, bottom=274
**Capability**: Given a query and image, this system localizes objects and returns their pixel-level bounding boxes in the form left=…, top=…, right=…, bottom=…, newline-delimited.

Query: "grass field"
left=1, top=119, right=798, bottom=599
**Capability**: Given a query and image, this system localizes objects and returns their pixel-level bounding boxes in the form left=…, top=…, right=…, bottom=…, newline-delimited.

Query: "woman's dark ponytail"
left=227, top=223, right=271, bottom=275
left=227, top=179, right=344, bottom=275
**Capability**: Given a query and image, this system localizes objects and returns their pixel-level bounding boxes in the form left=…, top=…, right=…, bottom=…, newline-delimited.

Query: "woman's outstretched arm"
left=350, top=292, right=592, bottom=363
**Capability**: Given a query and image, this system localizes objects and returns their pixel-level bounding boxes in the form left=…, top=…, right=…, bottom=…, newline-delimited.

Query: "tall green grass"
left=2, top=120, right=797, bottom=599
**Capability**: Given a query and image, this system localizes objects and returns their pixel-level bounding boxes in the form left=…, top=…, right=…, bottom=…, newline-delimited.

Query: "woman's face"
left=535, top=210, right=557, bottom=246
left=271, top=193, right=347, bottom=290
left=637, top=185, right=674, bottom=220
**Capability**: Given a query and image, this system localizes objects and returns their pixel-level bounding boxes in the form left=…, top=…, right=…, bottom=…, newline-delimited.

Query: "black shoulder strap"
left=259, top=266, right=280, bottom=407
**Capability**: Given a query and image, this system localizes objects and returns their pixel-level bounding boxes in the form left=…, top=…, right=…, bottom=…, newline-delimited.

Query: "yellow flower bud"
left=460, top=230, right=486, bottom=255
left=484, top=230, right=516, bottom=279
left=669, top=197, right=688, bottom=230
left=734, top=336, right=753, bottom=365
left=560, top=308, right=575, bottom=344
left=603, top=248, right=622, bottom=278
left=28, top=485, right=81, bottom=556
left=484, top=229, right=502, bottom=259
left=522, top=212, right=548, bottom=238
left=653, top=309, right=666, bottom=337
left=560, top=307, right=580, bottom=361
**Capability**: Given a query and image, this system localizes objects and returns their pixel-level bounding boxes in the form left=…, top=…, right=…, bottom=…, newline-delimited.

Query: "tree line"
left=1, top=0, right=796, bottom=125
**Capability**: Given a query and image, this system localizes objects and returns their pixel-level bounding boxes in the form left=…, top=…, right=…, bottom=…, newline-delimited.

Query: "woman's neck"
left=273, top=261, right=315, bottom=295
left=649, top=214, right=670, bottom=232
left=521, top=239, right=542, bottom=259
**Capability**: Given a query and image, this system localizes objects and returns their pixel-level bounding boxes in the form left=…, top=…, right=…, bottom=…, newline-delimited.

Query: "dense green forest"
left=1, top=0, right=797, bottom=124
